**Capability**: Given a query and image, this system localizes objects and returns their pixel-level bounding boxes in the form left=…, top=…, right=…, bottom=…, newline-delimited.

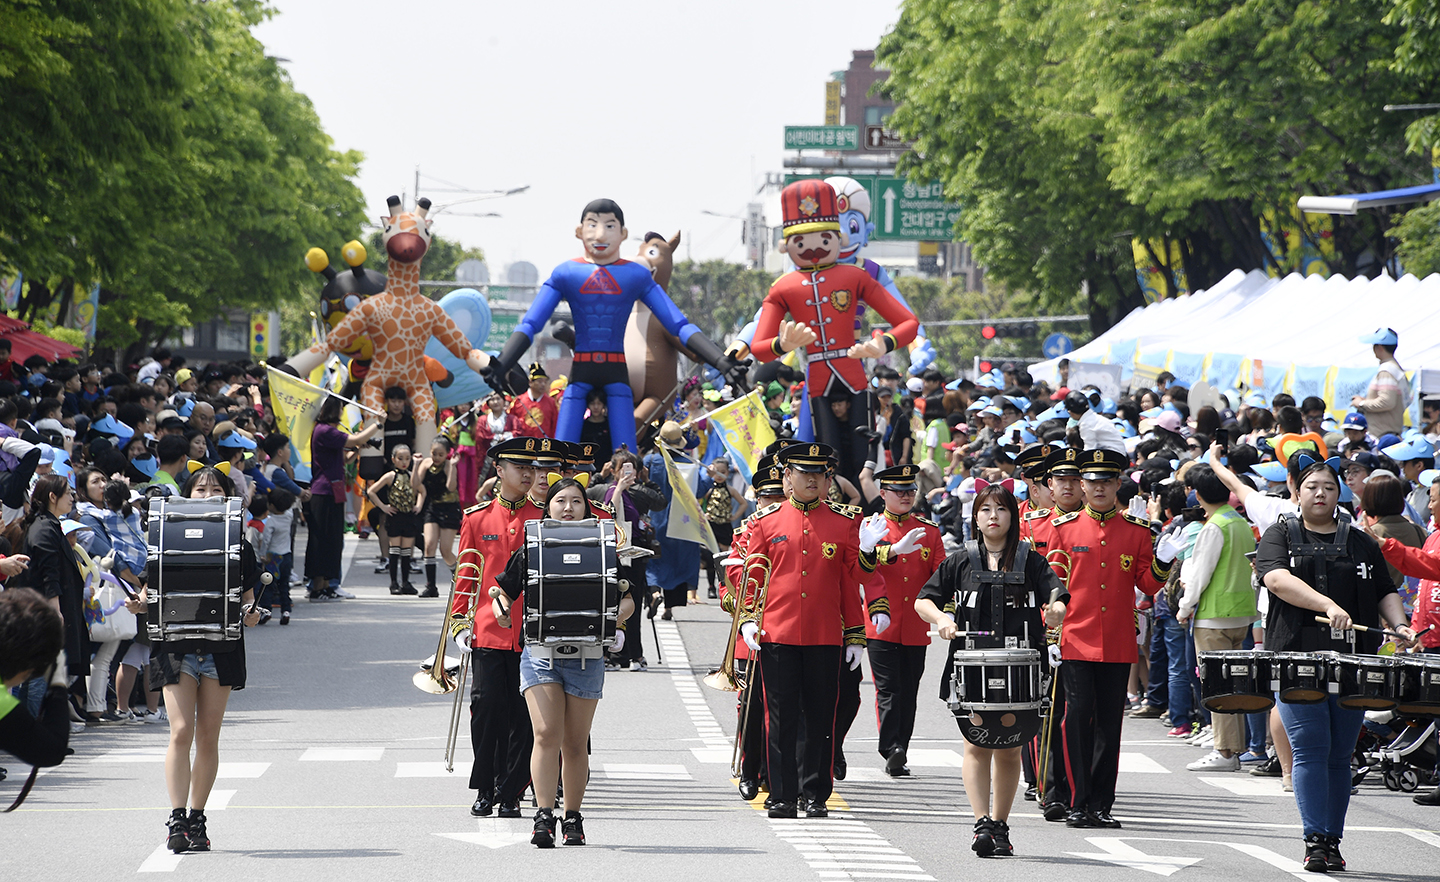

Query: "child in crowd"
left=260, top=488, right=297, bottom=625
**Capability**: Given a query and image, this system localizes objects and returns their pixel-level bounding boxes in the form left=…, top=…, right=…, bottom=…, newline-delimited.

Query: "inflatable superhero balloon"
left=426, top=287, right=494, bottom=410
left=826, top=176, right=936, bottom=375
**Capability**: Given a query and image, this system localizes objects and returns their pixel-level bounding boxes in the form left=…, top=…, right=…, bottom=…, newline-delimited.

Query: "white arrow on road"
left=435, top=818, right=532, bottom=849
left=882, top=187, right=897, bottom=233
left=1068, top=837, right=1202, bottom=877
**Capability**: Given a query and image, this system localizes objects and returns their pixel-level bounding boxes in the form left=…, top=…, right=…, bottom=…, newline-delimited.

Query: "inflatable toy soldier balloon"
left=751, top=180, right=919, bottom=483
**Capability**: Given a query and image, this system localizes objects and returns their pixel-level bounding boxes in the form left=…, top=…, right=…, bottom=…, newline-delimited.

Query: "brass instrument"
left=412, top=549, right=484, bottom=773
left=703, top=551, right=772, bottom=777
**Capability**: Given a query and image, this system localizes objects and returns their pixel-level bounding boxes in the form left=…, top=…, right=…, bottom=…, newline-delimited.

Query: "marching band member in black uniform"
left=151, top=464, right=262, bottom=854
left=491, top=475, right=636, bottom=848
left=915, top=481, right=1063, bottom=856
left=866, top=464, right=945, bottom=777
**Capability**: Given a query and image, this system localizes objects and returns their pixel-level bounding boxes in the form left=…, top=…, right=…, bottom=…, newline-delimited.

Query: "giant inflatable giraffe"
left=288, top=195, right=487, bottom=454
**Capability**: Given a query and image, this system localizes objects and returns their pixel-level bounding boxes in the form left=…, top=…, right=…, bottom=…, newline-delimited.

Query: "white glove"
left=1155, top=533, right=1184, bottom=564
left=944, top=611, right=956, bottom=624
left=845, top=644, right=864, bottom=670
left=453, top=630, right=474, bottom=655
left=740, top=621, right=761, bottom=652
left=871, top=612, right=890, bottom=634
left=858, top=514, right=887, bottom=553
left=1048, top=644, right=1063, bottom=669
left=612, top=630, right=626, bottom=653
left=890, top=527, right=926, bottom=555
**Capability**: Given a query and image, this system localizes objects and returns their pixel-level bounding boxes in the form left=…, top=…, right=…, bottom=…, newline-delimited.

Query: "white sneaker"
left=139, top=709, right=160, bottom=724
left=1196, top=732, right=1215, bottom=748
left=1187, top=750, right=1240, bottom=771
left=157, top=708, right=168, bottom=723
left=69, top=721, right=86, bottom=735
left=1187, top=725, right=1212, bottom=746
left=333, top=587, right=356, bottom=599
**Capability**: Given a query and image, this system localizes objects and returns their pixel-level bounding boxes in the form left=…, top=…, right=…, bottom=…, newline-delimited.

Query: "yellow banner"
left=703, top=389, right=777, bottom=483
left=657, top=445, right=719, bottom=555
left=266, top=366, right=327, bottom=471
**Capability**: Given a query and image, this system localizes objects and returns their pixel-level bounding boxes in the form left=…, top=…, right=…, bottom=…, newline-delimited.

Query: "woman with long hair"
left=1255, top=456, right=1416, bottom=872
left=304, top=395, right=380, bottom=601
left=414, top=436, right=460, bottom=598
left=152, top=465, right=262, bottom=853
left=913, top=482, right=1063, bottom=858
left=491, top=476, right=636, bottom=848
left=22, top=474, right=87, bottom=710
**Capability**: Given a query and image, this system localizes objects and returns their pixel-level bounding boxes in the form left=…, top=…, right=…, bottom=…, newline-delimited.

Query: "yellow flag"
left=266, top=366, right=326, bottom=475
left=657, top=445, right=719, bottom=554
left=703, top=389, right=777, bottom=483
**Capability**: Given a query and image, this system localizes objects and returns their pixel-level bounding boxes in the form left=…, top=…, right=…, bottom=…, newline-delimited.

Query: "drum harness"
left=960, top=539, right=1035, bottom=651
left=1280, top=512, right=1369, bottom=652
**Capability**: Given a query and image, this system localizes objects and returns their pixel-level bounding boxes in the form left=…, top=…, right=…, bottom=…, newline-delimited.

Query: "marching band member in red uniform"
left=750, top=180, right=919, bottom=484
left=737, top=442, right=922, bottom=818
left=1014, top=444, right=1055, bottom=521
left=866, top=464, right=945, bottom=777
left=722, top=457, right=788, bottom=801
left=1045, top=448, right=1176, bottom=829
left=509, top=363, right=559, bottom=439
left=450, top=437, right=544, bottom=818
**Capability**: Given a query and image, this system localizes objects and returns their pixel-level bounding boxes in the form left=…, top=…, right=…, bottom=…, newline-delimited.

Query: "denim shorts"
left=178, top=653, right=219, bottom=683
left=518, top=646, right=605, bottom=700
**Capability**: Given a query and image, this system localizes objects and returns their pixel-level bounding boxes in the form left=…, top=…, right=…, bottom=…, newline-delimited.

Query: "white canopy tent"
left=1030, top=269, right=1440, bottom=417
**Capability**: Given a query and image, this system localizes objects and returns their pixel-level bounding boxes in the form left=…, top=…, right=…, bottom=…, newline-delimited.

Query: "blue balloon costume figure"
left=487, top=199, right=746, bottom=454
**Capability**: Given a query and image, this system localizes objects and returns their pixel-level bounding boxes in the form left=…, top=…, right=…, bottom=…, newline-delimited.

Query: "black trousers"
left=831, top=656, right=863, bottom=769
left=1060, top=659, right=1129, bottom=812
left=761, top=643, right=841, bottom=804
left=736, top=657, right=767, bottom=782
left=809, top=387, right=872, bottom=487
left=868, top=641, right=927, bottom=758
left=1041, top=668, right=1071, bottom=806
left=468, top=648, right=533, bottom=801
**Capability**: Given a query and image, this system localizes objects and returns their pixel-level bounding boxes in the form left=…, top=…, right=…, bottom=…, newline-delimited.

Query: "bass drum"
left=957, top=708, right=1043, bottom=749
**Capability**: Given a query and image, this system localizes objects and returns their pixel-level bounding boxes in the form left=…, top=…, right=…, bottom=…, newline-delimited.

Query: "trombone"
left=413, top=548, right=484, bottom=772
left=703, top=551, right=772, bottom=777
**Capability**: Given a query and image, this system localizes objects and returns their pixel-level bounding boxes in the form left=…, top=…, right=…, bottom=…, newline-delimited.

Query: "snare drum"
left=1334, top=654, right=1402, bottom=711
left=1273, top=651, right=1337, bottom=705
left=949, top=648, right=1044, bottom=749
left=1397, top=655, right=1440, bottom=716
left=1198, top=650, right=1275, bottom=714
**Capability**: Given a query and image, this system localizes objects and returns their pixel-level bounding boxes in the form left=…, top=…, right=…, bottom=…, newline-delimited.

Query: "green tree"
left=664, top=260, right=778, bottom=342
left=363, top=230, right=485, bottom=284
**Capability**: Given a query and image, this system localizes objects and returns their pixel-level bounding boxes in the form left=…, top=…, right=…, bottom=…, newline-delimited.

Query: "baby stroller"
left=1362, top=710, right=1439, bottom=793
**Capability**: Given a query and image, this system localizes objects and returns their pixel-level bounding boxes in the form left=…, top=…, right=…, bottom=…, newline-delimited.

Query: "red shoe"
left=1167, top=725, right=1193, bottom=737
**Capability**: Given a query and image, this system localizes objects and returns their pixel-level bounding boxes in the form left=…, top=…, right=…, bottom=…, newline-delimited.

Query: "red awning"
left=0, top=315, right=82, bottom=362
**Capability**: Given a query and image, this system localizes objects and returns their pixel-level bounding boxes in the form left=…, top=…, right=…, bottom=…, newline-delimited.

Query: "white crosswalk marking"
left=299, top=747, right=384, bottom=761
left=1118, top=752, right=1171, bottom=774
left=95, top=748, right=166, bottom=762
left=602, top=763, right=692, bottom=780
left=899, top=748, right=964, bottom=768
left=1196, top=775, right=1285, bottom=796
left=137, top=843, right=182, bottom=873
left=395, top=762, right=456, bottom=777
left=215, top=762, right=270, bottom=779
left=773, top=819, right=935, bottom=880
left=656, top=619, right=733, bottom=754
left=204, top=789, right=237, bottom=811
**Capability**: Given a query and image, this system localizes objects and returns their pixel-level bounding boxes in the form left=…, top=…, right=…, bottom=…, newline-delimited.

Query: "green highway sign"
left=484, top=312, right=519, bottom=350
left=781, top=174, right=961, bottom=241
left=784, top=126, right=860, bottom=151
left=873, top=177, right=961, bottom=241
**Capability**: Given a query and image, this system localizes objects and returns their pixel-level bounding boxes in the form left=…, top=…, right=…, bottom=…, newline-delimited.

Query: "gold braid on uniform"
left=1151, top=557, right=1172, bottom=583
left=866, top=596, right=890, bottom=618
left=858, top=546, right=879, bottom=572
left=843, top=623, right=867, bottom=647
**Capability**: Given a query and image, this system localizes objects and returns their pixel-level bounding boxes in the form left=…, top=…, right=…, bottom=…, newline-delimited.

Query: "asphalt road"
left=4, top=530, right=1439, bottom=880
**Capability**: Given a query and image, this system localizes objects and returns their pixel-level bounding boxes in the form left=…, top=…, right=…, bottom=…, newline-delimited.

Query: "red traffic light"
left=978, top=360, right=993, bottom=373
left=981, top=325, right=997, bottom=340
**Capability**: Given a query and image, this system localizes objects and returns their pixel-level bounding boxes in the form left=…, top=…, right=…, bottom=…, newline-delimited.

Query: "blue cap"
left=1112, top=418, right=1137, bottom=439
left=38, top=444, right=55, bottom=465
left=1140, top=406, right=1164, bottom=420
left=1419, top=468, right=1439, bottom=488
left=1404, top=427, right=1425, bottom=441
left=1360, top=327, right=1399, bottom=347
left=1383, top=438, right=1434, bottom=462
left=1342, top=412, right=1367, bottom=429
left=53, top=461, right=73, bottom=484
left=90, top=414, right=134, bottom=444
left=979, top=405, right=1003, bottom=418
left=1377, top=433, right=1403, bottom=451
left=1244, top=392, right=1267, bottom=408
left=217, top=432, right=257, bottom=451
left=944, top=378, right=964, bottom=391
left=1197, top=450, right=1227, bottom=466
left=1098, top=397, right=1117, bottom=415
left=1002, top=395, right=1030, bottom=412
left=1004, top=427, right=1038, bottom=447
left=1168, top=379, right=1189, bottom=390
left=1321, top=416, right=1338, bottom=431
left=174, top=397, right=195, bottom=418
left=26, top=373, right=45, bottom=388
left=60, top=518, right=90, bottom=536
left=977, top=371, right=1001, bottom=389
left=130, top=455, right=159, bottom=479
left=1251, top=461, right=1288, bottom=483
left=1039, top=403, right=1068, bottom=422
left=966, top=396, right=990, bottom=413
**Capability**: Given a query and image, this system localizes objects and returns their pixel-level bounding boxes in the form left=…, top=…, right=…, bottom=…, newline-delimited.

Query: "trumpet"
left=703, top=551, right=771, bottom=778
left=413, top=549, right=484, bottom=773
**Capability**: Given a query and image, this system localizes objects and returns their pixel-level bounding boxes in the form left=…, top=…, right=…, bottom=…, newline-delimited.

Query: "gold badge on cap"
left=809, top=445, right=820, bottom=457
left=1065, top=449, right=1076, bottom=461
left=540, top=439, right=552, bottom=451
left=524, top=439, right=535, bottom=451
left=799, top=196, right=819, bottom=217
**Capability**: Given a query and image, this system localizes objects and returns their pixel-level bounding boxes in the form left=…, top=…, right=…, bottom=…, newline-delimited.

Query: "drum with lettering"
left=949, top=648, right=1043, bottom=749
left=1397, top=655, right=1440, bottom=716
left=1198, top=650, right=1275, bottom=714
left=1335, top=654, right=1402, bottom=711
left=522, top=518, right=620, bottom=660
left=1273, top=651, right=1338, bottom=705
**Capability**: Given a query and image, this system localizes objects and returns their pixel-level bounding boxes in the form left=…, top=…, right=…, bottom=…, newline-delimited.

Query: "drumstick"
left=246, top=573, right=273, bottom=615
left=927, top=628, right=995, bottom=637
left=1313, top=615, right=1411, bottom=640
left=488, top=585, right=511, bottom=617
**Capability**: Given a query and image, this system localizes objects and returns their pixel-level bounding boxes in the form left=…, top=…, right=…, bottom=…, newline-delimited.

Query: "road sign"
left=784, top=126, right=859, bottom=151
left=864, top=125, right=905, bottom=151
left=873, top=177, right=961, bottom=241
left=824, top=82, right=841, bottom=126
left=484, top=312, right=519, bottom=350
left=1042, top=333, right=1075, bottom=358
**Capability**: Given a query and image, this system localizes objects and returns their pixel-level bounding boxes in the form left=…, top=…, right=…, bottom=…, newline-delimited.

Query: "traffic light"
left=981, top=325, right=997, bottom=340
left=978, top=360, right=993, bottom=373
left=984, top=321, right=1039, bottom=339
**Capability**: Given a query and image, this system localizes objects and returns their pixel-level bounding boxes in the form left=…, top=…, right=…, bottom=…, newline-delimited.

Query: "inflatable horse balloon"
left=288, top=195, right=488, bottom=455
left=624, top=231, right=693, bottom=426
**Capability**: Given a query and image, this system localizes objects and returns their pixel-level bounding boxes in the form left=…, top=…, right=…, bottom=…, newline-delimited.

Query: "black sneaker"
left=186, top=809, right=210, bottom=851
left=165, top=809, right=190, bottom=853
left=419, top=586, right=439, bottom=598
left=1325, top=836, right=1345, bottom=872
left=562, top=811, right=586, bottom=845
left=497, top=800, right=521, bottom=819
left=389, top=582, right=404, bottom=596
left=1251, top=755, right=1282, bottom=777
left=1023, top=784, right=1037, bottom=801
left=972, top=816, right=996, bottom=856
left=991, top=819, right=1013, bottom=856
left=401, top=583, right=419, bottom=596
left=1303, top=834, right=1329, bottom=872
left=531, top=808, right=556, bottom=848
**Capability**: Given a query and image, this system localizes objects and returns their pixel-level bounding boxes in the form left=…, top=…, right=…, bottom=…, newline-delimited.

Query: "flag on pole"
left=266, top=367, right=382, bottom=479
left=698, top=389, right=777, bottom=483
left=657, top=445, right=719, bottom=554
